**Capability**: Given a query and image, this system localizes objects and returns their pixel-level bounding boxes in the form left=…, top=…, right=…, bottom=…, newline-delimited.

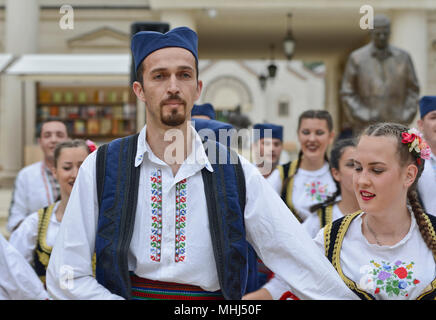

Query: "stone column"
left=390, top=10, right=428, bottom=127
left=323, top=56, right=341, bottom=135
left=390, top=10, right=428, bottom=94
left=0, top=0, right=39, bottom=183
left=160, top=10, right=197, bottom=31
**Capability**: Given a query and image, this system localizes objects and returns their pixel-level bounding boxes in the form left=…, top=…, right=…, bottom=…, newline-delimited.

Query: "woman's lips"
left=305, top=144, right=319, bottom=152
left=360, top=190, right=375, bottom=201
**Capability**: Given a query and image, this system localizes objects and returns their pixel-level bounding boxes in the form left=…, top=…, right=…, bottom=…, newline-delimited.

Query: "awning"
left=0, top=54, right=14, bottom=72
left=5, top=54, right=131, bottom=75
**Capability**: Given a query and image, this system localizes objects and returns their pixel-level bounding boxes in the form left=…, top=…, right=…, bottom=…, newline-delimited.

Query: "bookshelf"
left=36, top=84, right=137, bottom=141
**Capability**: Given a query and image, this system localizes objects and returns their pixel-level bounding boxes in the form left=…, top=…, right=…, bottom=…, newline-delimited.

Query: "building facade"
left=0, top=0, right=435, bottom=184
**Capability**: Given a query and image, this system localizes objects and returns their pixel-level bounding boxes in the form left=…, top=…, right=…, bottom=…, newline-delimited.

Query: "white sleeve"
left=262, top=274, right=293, bottom=300
left=313, top=227, right=326, bottom=253
left=7, top=170, right=30, bottom=232
left=0, top=234, right=48, bottom=300
left=240, top=157, right=358, bottom=300
left=9, top=212, right=39, bottom=265
left=46, top=152, right=124, bottom=300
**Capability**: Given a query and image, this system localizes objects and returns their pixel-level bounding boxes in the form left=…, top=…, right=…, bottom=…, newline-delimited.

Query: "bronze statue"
left=340, top=14, right=420, bottom=134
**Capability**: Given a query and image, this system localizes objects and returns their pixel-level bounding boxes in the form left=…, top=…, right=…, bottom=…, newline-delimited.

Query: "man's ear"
left=133, top=81, right=146, bottom=102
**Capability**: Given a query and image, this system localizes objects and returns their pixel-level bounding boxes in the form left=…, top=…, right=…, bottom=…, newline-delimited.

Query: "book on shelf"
left=74, top=120, right=86, bottom=135
left=67, top=106, right=80, bottom=119
left=113, top=106, right=123, bottom=119
left=39, top=106, right=50, bottom=119
left=53, top=92, right=63, bottom=103
left=64, top=91, right=74, bottom=104
left=78, top=91, right=88, bottom=104
left=87, top=119, right=100, bottom=135
left=49, top=106, right=59, bottom=117
left=39, top=90, right=51, bottom=103
left=87, top=106, right=97, bottom=118
left=94, top=90, right=105, bottom=104
left=100, top=118, right=112, bottom=135
left=59, top=107, right=68, bottom=118
left=108, top=91, right=118, bottom=103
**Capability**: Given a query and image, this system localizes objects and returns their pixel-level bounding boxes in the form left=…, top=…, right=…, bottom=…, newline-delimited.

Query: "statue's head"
left=370, top=14, right=390, bottom=50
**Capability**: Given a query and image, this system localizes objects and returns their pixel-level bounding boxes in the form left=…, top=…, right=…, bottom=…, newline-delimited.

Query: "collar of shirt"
left=134, top=124, right=214, bottom=174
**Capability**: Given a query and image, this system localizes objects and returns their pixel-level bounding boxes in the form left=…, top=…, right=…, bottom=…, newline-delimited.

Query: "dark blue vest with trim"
left=95, top=133, right=259, bottom=300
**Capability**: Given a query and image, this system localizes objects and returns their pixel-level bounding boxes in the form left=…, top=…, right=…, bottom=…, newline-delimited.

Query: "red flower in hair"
left=401, top=132, right=416, bottom=144
left=86, top=139, right=97, bottom=153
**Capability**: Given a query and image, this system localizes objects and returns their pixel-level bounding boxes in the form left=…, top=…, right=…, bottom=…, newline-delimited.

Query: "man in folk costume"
left=252, top=123, right=284, bottom=195
left=417, top=96, right=436, bottom=216
left=46, top=27, right=358, bottom=300
left=8, top=120, right=69, bottom=233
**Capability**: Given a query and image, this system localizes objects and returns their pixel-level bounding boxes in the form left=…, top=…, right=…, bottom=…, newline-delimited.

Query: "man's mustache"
left=160, top=95, right=186, bottom=107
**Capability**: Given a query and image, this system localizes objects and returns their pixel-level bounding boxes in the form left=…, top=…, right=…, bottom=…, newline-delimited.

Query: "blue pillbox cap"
left=419, top=96, right=436, bottom=119
left=253, top=123, right=283, bottom=141
left=191, top=103, right=216, bottom=120
left=131, top=26, right=198, bottom=72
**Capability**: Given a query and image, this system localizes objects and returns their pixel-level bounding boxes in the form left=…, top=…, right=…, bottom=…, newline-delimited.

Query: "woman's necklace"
left=365, top=218, right=382, bottom=246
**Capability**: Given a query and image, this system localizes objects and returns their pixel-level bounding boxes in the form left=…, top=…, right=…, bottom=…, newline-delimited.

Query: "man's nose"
left=167, top=74, right=180, bottom=94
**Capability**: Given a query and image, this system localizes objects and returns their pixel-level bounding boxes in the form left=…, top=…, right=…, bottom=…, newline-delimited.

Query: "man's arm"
left=0, top=234, right=48, bottom=300
left=240, top=157, right=358, bottom=300
left=7, top=170, right=30, bottom=233
left=46, top=151, right=123, bottom=300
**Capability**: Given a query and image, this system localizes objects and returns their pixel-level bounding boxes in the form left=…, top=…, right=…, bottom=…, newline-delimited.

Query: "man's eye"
left=354, top=166, right=362, bottom=172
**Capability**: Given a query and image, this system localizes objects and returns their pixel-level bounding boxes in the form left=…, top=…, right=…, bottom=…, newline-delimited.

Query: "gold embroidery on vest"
left=317, top=204, right=334, bottom=229
left=284, top=161, right=303, bottom=222
left=36, top=204, right=56, bottom=283
left=329, top=211, right=374, bottom=299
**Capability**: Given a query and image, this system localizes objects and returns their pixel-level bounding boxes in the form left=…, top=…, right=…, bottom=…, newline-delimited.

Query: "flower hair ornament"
left=86, top=139, right=97, bottom=153
left=401, top=128, right=431, bottom=165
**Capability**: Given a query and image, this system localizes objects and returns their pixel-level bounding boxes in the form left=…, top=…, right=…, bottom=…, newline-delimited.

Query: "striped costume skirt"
left=130, top=275, right=224, bottom=300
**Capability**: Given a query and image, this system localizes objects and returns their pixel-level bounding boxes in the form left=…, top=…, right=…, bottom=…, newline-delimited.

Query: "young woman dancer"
left=279, top=109, right=336, bottom=222
left=10, top=139, right=93, bottom=285
left=315, top=122, right=436, bottom=300
left=303, top=138, right=360, bottom=238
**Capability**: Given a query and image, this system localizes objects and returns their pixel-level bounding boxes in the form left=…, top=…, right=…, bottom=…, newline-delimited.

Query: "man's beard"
left=160, top=95, right=187, bottom=127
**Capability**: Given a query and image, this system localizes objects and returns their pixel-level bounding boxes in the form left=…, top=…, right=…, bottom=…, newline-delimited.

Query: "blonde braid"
left=408, top=189, right=436, bottom=256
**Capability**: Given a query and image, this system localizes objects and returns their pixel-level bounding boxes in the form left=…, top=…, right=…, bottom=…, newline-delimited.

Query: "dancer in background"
left=279, top=110, right=336, bottom=222
left=303, top=138, right=360, bottom=238
left=10, top=139, right=92, bottom=286
left=8, top=120, right=69, bottom=232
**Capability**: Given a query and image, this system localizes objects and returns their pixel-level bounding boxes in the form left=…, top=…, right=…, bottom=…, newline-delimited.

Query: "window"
left=278, top=101, right=289, bottom=117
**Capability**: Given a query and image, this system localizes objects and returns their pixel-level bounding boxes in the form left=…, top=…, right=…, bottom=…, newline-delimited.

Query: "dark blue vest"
left=95, top=133, right=259, bottom=299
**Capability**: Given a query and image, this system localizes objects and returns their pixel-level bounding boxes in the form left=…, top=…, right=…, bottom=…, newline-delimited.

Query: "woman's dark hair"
left=310, top=138, right=356, bottom=212
left=359, top=122, right=436, bottom=256
left=297, top=109, right=333, bottom=132
left=54, top=139, right=90, bottom=168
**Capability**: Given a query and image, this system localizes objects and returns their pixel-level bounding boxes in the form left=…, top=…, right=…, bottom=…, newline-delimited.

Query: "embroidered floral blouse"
left=291, top=163, right=337, bottom=222
left=313, top=212, right=436, bottom=300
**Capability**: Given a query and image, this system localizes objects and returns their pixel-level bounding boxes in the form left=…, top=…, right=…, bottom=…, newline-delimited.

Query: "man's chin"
left=161, top=116, right=186, bottom=127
